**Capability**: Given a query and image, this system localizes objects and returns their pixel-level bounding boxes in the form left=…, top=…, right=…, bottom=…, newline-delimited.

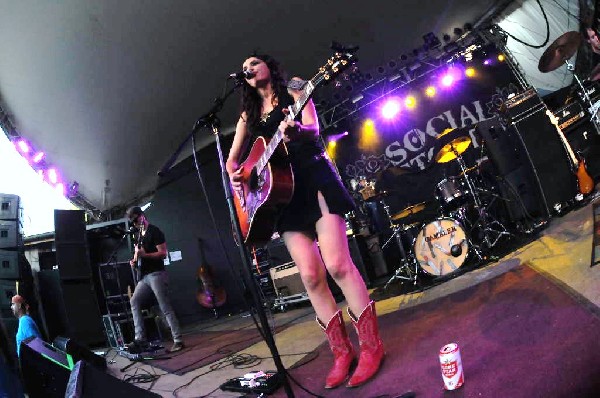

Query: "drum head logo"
left=425, top=226, right=456, bottom=242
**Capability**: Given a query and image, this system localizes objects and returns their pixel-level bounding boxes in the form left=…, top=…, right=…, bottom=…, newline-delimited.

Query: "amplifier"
left=0, top=194, right=19, bottom=220
left=102, top=313, right=162, bottom=348
left=269, top=262, right=305, bottom=297
left=503, top=88, right=544, bottom=119
left=555, top=102, right=586, bottom=131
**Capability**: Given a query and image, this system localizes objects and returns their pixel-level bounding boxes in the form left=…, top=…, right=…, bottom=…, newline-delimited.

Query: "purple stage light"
left=17, top=140, right=30, bottom=153
left=381, top=98, right=402, bottom=119
left=441, top=73, right=455, bottom=87
left=483, top=59, right=492, bottom=66
left=32, top=151, right=45, bottom=163
left=55, top=183, right=65, bottom=196
left=47, top=168, right=58, bottom=184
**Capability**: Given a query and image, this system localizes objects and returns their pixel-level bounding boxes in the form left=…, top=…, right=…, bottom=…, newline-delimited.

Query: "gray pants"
left=130, top=270, right=181, bottom=342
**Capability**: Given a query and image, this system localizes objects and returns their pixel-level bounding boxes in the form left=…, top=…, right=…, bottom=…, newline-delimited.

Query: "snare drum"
left=436, top=177, right=468, bottom=209
left=413, top=218, right=468, bottom=276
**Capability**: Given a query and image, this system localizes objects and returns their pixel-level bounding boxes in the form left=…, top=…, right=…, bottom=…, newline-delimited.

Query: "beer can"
left=439, top=343, right=464, bottom=390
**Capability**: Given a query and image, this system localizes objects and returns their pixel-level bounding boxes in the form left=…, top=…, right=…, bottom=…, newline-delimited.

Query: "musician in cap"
left=126, top=206, right=183, bottom=353
left=11, top=295, right=41, bottom=357
left=226, top=53, right=384, bottom=389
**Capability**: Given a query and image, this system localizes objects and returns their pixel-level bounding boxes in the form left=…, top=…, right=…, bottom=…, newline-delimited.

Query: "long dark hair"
left=240, top=53, right=287, bottom=127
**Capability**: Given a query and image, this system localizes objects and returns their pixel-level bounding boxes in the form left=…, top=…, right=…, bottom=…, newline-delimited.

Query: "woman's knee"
left=324, top=255, right=354, bottom=281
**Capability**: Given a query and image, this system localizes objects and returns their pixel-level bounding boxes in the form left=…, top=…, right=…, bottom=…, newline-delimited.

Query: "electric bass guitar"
left=546, top=110, right=594, bottom=195
left=233, top=51, right=356, bottom=246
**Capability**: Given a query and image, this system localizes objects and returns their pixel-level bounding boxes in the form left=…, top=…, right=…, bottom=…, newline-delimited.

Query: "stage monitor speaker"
left=66, top=360, right=161, bottom=398
left=269, top=262, right=304, bottom=297
left=53, top=336, right=106, bottom=371
left=20, top=337, right=73, bottom=398
left=56, top=243, right=92, bottom=279
left=0, top=220, right=19, bottom=249
left=0, top=194, right=19, bottom=220
left=510, top=107, right=578, bottom=213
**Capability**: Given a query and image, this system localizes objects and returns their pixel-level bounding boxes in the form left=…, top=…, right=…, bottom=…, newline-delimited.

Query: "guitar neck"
left=255, top=79, right=320, bottom=175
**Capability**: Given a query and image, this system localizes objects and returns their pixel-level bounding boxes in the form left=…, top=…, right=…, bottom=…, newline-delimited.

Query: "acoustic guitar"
left=233, top=51, right=356, bottom=246
left=196, top=239, right=226, bottom=316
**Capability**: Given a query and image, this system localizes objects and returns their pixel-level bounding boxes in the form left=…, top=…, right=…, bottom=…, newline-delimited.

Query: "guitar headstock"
left=316, top=52, right=357, bottom=85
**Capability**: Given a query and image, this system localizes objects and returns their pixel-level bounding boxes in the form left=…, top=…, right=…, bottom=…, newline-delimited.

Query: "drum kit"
left=347, top=126, right=513, bottom=290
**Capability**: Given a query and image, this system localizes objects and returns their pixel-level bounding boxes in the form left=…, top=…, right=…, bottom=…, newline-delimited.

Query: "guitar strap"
left=286, top=79, right=307, bottom=90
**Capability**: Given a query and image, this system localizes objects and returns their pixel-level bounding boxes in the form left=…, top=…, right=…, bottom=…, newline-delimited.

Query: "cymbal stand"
left=565, top=59, right=600, bottom=132
left=379, top=199, right=419, bottom=289
left=452, top=146, right=511, bottom=254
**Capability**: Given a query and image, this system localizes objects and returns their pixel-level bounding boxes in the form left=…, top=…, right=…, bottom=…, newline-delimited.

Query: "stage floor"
left=105, top=193, right=600, bottom=397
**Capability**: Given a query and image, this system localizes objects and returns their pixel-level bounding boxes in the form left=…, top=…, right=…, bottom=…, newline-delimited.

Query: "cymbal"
left=538, top=31, right=581, bottom=73
left=436, top=128, right=456, bottom=139
left=435, top=136, right=472, bottom=163
left=392, top=202, right=426, bottom=220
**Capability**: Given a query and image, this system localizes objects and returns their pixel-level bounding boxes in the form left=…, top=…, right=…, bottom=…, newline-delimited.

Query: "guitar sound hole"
left=249, top=167, right=260, bottom=191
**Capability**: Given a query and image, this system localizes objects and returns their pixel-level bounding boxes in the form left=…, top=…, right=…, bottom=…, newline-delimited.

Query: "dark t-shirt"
left=135, top=224, right=166, bottom=277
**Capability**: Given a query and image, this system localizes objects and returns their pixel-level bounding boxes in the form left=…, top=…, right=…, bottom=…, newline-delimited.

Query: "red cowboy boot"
left=317, top=310, right=356, bottom=389
left=347, top=300, right=385, bottom=387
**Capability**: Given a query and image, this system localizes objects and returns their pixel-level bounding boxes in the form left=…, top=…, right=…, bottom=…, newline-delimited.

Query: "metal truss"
left=317, top=32, right=491, bottom=132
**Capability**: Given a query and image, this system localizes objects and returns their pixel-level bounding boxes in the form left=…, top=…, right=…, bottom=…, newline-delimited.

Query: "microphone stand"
left=102, top=230, right=136, bottom=342
left=159, top=79, right=295, bottom=397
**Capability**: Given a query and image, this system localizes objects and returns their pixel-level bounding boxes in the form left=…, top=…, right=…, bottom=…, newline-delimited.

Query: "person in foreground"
left=11, top=295, right=41, bottom=357
left=226, top=54, right=385, bottom=388
left=126, top=206, right=184, bottom=353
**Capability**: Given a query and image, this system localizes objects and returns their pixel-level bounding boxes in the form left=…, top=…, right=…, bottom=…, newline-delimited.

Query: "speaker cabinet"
left=54, top=210, right=86, bottom=244
left=52, top=336, right=106, bottom=371
left=56, top=243, right=92, bottom=280
left=20, top=337, right=73, bottom=398
left=0, top=250, right=31, bottom=279
left=66, top=360, right=161, bottom=398
left=564, top=120, right=600, bottom=179
left=37, top=270, right=104, bottom=347
left=0, top=194, right=19, bottom=220
left=510, top=107, right=578, bottom=213
left=0, top=220, right=19, bottom=249
left=269, top=262, right=304, bottom=297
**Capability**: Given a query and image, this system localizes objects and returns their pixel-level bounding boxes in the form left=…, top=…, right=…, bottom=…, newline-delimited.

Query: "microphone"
left=229, top=70, right=254, bottom=80
left=124, top=226, right=138, bottom=236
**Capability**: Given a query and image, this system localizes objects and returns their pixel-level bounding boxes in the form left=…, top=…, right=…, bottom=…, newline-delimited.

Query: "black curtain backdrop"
left=331, top=45, right=520, bottom=216
left=147, top=136, right=249, bottom=324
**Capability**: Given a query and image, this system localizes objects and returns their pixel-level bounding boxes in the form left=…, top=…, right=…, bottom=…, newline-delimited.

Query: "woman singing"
left=226, top=54, right=385, bottom=388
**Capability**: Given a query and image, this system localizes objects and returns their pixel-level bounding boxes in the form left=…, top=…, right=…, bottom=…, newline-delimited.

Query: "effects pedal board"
left=219, top=370, right=281, bottom=394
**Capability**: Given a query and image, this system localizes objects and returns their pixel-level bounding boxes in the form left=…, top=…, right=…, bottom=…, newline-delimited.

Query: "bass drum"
left=413, top=218, right=469, bottom=276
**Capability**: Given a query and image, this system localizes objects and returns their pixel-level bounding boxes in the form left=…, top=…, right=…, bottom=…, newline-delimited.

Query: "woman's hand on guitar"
left=129, top=258, right=136, bottom=267
left=229, top=165, right=244, bottom=190
left=279, top=116, right=302, bottom=143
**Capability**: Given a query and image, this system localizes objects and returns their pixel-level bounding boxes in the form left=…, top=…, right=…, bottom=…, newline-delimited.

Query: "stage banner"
left=330, top=47, right=522, bottom=214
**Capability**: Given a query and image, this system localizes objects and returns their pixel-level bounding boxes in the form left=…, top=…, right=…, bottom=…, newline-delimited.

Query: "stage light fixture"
left=425, top=86, right=436, bottom=97
left=16, top=139, right=30, bottom=154
left=47, top=168, right=58, bottom=184
left=32, top=151, right=45, bottom=163
left=423, top=32, right=441, bottom=50
left=483, top=59, right=492, bottom=66
left=465, top=67, right=476, bottom=77
left=497, top=54, right=505, bottom=62
left=381, top=98, right=402, bottom=120
left=405, top=96, right=417, bottom=109
left=441, top=73, right=455, bottom=87
left=351, top=93, right=364, bottom=104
